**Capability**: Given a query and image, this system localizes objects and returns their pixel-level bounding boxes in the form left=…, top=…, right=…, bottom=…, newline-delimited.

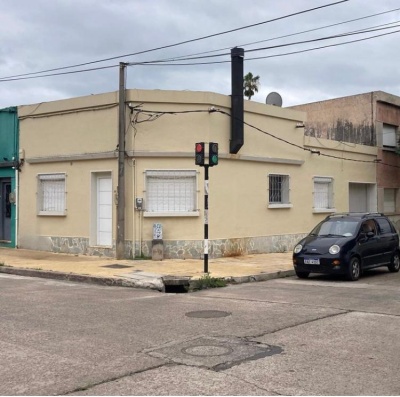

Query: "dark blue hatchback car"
left=293, top=213, right=400, bottom=281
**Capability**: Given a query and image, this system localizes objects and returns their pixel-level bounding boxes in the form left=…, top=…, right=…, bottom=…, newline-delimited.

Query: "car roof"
left=324, top=212, right=385, bottom=221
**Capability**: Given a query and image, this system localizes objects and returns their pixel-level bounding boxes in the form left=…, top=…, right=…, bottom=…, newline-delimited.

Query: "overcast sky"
left=1, top=0, right=400, bottom=109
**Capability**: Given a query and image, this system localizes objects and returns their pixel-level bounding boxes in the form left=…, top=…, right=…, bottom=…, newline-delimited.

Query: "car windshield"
left=310, top=219, right=359, bottom=237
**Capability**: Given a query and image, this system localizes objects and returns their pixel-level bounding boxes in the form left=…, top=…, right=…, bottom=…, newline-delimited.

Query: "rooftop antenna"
left=266, top=92, right=283, bottom=107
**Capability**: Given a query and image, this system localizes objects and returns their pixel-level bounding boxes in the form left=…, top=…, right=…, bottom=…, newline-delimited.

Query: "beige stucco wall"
left=17, top=89, right=378, bottom=258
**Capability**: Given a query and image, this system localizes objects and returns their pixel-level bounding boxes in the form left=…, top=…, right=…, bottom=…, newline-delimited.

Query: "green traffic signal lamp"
left=209, top=142, right=218, bottom=166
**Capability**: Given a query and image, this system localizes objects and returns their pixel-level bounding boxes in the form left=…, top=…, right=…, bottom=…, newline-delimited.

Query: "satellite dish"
left=266, top=92, right=283, bottom=107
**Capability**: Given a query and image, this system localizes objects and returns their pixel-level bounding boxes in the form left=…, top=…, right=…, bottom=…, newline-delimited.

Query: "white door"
left=97, top=177, right=112, bottom=246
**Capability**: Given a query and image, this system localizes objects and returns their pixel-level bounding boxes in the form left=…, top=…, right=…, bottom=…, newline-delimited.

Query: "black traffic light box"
left=209, top=142, right=218, bottom=166
left=195, top=142, right=205, bottom=166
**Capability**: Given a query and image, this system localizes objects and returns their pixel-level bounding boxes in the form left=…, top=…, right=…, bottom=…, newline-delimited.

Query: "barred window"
left=145, top=170, right=198, bottom=216
left=269, top=174, right=290, bottom=204
left=313, top=177, right=334, bottom=210
left=38, top=173, right=66, bottom=216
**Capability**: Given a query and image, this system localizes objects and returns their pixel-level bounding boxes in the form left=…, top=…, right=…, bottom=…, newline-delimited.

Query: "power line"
left=237, top=8, right=400, bottom=49
left=216, top=108, right=381, bottom=164
left=0, top=64, right=118, bottom=82
left=246, top=28, right=400, bottom=62
left=2, top=23, right=399, bottom=82
left=0, top=0, right=348, bottom=80
left=144, top=7, right=400, bottom=62
left=133, top=107, right=400, bottom=169
left=2, top=3, right=397, bottom=81
left=128, top=27, right=400, bottom=67
left=246, top=23, right=400, bottom=54
left=126, top=22, right=400, bottom=66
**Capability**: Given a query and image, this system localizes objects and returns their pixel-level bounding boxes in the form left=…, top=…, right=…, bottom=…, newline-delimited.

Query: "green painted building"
left=0, top=107, right=19, bottom=248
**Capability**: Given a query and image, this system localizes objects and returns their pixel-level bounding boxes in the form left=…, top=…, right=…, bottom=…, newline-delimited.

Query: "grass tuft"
left=191, top=273, right=227, bottom=291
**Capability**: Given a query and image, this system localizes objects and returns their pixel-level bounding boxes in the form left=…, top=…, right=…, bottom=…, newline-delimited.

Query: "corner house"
left=17, top=89, right=377, bottom=259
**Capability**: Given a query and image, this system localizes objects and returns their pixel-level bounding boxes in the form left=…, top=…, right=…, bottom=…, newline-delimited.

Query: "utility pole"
left=116, top=62, right=127, bottom=259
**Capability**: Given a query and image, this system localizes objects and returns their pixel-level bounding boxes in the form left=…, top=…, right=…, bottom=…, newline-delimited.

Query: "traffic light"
left=195, top=142, right=205, bottom=166
left=209, top=142, right=218, bottom=166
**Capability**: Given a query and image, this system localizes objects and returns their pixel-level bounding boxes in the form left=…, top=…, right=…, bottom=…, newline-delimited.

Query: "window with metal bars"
left=145, top=170, right=198, bottom=215
left=37, top=173, right=66, bottom=215
left=269, top=174, right=290, bottom=204
left=313, top=177, right=334, bottom=210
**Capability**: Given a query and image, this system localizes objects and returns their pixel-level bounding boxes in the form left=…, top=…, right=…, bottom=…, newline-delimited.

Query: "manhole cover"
left=185, top=310, right=231, bottom=318
left=147, top=336, right=283, bottom=371
left=102, top=264, right=133, bottom=269
left=182, top=345, right=233, bottom=357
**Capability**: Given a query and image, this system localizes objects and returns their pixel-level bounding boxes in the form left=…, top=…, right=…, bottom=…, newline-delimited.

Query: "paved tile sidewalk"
left=0, top=248, right=294, bottom=291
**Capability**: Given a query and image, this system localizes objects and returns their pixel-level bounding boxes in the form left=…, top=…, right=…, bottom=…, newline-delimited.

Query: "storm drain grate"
left=101, top=264, right=133, bottom=269
left=147, top=336, right=283, bottom=371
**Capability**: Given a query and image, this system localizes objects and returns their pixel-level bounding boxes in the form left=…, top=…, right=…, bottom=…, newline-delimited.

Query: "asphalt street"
left=1, top=269, right=400, bottom=395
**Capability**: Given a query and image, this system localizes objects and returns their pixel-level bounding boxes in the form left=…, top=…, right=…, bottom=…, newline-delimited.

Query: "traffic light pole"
left=204, top=165, right=209, bottom=273
left=195, top=142, right=217, bottom=273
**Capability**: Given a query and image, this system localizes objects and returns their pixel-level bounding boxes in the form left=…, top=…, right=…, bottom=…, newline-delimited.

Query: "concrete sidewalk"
left=0, top=248, right=294, bottom=291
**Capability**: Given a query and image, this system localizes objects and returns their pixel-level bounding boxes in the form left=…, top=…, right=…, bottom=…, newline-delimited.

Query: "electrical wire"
left=133, top=107, right=400, bottom=169
left=126, top=22, right=400, bottom=65
left=1, top=5, right=398, bottom=81
left=156, top=7, right=400, bottom=61
left=2, top=24, right=399, bottom=82
left=127, top=27, right=400, bottom=67
left=0, top=0, right=348, bottom=80
left=6, top=18, right=389, bottom=84
left=0, top=64, right=118, bottom=82
left=246, top=23, right=400, bottom=54
left=246, top=28, right=400, bottom=62
left=233, top=9, right=400, bottom=51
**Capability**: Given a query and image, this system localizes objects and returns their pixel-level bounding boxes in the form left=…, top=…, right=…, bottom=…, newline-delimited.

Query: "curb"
left=226, top=269, right=296, bottom=284
left=0, top=266, right=295, bottom=292
left=0, top=266, right=164, bottom=291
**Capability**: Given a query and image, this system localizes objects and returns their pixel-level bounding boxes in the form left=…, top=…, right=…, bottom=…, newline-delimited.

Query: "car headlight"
left=329, top=245, right=340, bottom=255
left=294, top=244, right=303, bottom=254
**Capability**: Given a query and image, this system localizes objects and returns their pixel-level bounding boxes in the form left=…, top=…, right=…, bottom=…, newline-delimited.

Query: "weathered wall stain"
left=305, top=119, right=374, bottom=146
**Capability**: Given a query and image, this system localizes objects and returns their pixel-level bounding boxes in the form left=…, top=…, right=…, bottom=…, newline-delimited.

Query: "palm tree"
left=243, top=72, right=260, bottom=100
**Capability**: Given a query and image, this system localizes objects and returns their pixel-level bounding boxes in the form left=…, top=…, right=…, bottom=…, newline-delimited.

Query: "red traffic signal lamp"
left=209, top=142, right=218, bottom=166
left=195, top=142, right=205, bottom=166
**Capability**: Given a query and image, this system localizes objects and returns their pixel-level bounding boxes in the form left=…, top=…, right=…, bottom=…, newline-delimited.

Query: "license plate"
left=304, top=258, right=320, bottom=265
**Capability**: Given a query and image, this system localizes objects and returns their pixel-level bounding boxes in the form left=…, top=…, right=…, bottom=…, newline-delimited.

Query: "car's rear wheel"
left=388, top=252, right=400, bottom=273
left=347, top=257, right=361, bottom=281
left=295, top=270, right=310, bottom=279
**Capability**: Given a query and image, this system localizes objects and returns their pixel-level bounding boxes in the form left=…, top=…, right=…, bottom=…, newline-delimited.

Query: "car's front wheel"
left=295, top=270, right=310, bottom=279
left=388, top=252, right=400, bottom=273
left=347, top=257, right=361, bottom=281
